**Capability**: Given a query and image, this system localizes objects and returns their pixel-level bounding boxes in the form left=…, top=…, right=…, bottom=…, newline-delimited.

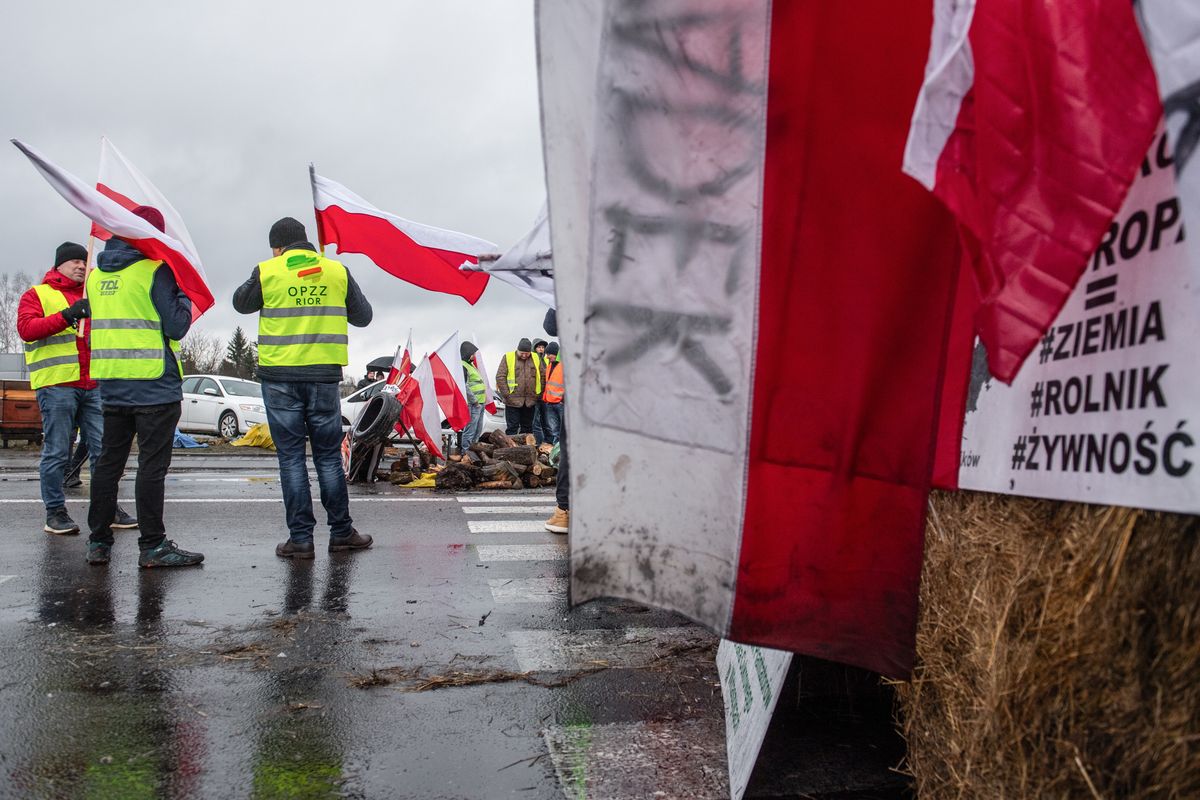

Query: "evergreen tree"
left=225, top=327, right=257, bottom=379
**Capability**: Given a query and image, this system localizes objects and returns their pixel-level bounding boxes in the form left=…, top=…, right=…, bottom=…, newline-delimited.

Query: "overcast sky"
left=0, top=1, right=549, bottom=379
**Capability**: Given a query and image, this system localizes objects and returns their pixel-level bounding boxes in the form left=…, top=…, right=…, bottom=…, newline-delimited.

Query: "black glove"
left=61, top=299, right=90, bottom=324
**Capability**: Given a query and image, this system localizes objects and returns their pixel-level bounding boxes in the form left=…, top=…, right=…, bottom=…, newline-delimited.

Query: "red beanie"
left=132, top=204, right=166, bottom=233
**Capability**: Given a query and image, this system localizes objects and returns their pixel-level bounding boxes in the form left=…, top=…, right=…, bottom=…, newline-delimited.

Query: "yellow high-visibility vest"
left=505, top=351, right=543, bottom=395
left=24, top=284, right=80, bottom=389
left=87, top=259, right=181, bottom=380
left=257, top=250, right=349, bottom=367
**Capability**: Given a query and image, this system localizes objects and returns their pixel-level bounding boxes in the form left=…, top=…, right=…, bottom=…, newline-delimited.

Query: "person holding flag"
left=17, top=241, right=136, bottom=535
left=85, top=206, right=204, bottom=568
left=233, top=217, right=373, bottom=559
left=458, top=341, right=488, bottom=450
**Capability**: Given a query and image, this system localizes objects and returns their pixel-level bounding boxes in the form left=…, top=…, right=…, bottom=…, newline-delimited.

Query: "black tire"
left=352, top=392, right=401, bottom=445
left=218, top=411, right=239, bottom=439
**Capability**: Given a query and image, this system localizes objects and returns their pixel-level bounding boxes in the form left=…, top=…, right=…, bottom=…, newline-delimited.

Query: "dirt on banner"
left=897, top=491, right=1200, bottom=799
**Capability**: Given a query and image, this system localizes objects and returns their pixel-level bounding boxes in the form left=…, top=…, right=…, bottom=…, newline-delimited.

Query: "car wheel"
left=218, top=410, right=239, bottom=439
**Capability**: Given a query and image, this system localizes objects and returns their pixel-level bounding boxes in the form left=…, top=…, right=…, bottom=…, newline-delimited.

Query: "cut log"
left=469, top=441, right=496, bottom=457
left=435, top=462, right=482, bottom=492
left=482, top=430, right=520, bottom=449
left=478, top=478, right=520, bottom=490
left=491, top=446, right=537, bottom=467
left=466, top=449, right=486, bottom=465
left=481, top=461, right=527, bottom=481
left=524, top=434, right=537, bottom=447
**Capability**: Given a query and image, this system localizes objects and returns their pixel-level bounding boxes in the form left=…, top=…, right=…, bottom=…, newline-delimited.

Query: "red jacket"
left=16, top=268, right=95, bottom=389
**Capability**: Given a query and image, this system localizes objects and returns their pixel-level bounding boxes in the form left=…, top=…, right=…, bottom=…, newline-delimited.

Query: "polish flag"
left=428, top=331, right=471, bottom=432
left=387, top=330, right=413, bottom=386
left=397, top=356, right=444, bottom=460
left=470, top=341, right=497, bottom=415
left=310, top=167, right=496, bottom=305
left=539, top=1, right=966, bottom=678
left=903, top=0, right=1162, bottom=383
left=12, top=140, right=215, bottom=317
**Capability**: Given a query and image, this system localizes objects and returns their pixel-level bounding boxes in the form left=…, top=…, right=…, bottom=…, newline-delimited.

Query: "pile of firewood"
left=434, top=431, right=557, bottom=491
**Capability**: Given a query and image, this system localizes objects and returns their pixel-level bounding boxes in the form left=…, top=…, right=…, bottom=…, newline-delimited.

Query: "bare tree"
left=0, top=271, right=37, bottom=353
left=179, top=330, right=226, bottom=375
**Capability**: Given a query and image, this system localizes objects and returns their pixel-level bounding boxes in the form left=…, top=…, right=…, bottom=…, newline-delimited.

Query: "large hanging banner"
left=958, top=125, right=1200, bottom=513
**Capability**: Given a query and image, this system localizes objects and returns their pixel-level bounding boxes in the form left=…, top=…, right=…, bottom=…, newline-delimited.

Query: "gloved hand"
left=61, top=299, right=90, bottom=324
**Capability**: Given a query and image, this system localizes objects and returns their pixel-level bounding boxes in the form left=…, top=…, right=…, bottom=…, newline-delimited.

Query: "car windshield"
left=220, top=379, right=262, bottom=398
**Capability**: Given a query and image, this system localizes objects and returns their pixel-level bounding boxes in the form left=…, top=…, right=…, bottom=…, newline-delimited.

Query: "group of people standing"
left=21, top=214, right=374, bottom=566
left=491, top=335, right=563, bottom=446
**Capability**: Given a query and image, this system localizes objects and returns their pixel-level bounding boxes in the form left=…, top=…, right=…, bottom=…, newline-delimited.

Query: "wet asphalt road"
left=0, top=451, right=730, bottom=799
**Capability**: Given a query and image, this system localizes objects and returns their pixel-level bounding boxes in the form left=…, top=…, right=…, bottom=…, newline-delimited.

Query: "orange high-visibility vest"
left=542, top=360, right=564, bottom=404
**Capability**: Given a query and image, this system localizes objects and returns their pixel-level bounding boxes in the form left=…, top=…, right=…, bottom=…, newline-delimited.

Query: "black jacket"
left=232, top=242, right=373, bottom=382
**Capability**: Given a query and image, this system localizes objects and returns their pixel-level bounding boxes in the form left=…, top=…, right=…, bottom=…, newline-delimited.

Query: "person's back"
left=233, top=216, right=374, bottom=559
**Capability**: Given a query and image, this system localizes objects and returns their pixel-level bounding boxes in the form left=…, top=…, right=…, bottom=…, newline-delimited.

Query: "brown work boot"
left=276, top=540, right=315, bottom=559
left=329, top=529, right=373, bottom=552
left=544, top=507, right=569, bottom=535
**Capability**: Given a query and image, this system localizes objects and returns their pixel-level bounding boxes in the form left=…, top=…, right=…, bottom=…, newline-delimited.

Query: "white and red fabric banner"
left=903, top=0, right=1162, bottom=384
left=538, top=0, right=962, bottom=678
left=462, top=203, right=555, bottom=308
left=12, top=139, right=214, bottom=317
left=470, top=340, right=497, bottom=415
left=310, top=167, right=495, bottom=305
left=397, top=355, right=445, bottom=460
left=429, top=331, right=470, bottom=432
left=388, top=331, right=413, bottom=387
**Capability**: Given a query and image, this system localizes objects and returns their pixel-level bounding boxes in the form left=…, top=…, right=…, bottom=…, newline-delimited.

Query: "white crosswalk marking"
left=507, top=626, right=711, bottom=672
left=468, top=520, right=551, bottom=534
left=458, top=495, right=555, bottom=504
left=488, top=577, right=566, bottom=603
left=544, top=720, right=728, bottom=800
left=463, top=506, right=556, bottom=515
left=475, top=543, right=566, bottom=562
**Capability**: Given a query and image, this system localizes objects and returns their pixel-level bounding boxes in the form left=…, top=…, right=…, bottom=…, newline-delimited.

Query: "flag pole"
left=309, top=162, right=325, bottom=254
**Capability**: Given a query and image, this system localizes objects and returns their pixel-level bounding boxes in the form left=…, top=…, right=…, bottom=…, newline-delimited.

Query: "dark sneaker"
left=44, top=507, right=80, bottom=535
left=276, top=540, right=315, bottom=559
left=112, top=506, right=138, bottom=530
left=138, top=540, right=204, bottom=568
left=329, top=529, right=373, bottom=552
left=86, top=541, right=111, bottom=565
left=63, top=473, right=83, bottom=489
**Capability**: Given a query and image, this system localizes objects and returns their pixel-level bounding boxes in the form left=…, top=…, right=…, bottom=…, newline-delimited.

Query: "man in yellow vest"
left=495, top=338, right=543, bottom=437
left=16, top=242, right=136, bottom=535
left=233, top=217, right=374, bottom=559
left=85, top=206, right=203, bottom=568
left=459, top=340, right=488, bottom=450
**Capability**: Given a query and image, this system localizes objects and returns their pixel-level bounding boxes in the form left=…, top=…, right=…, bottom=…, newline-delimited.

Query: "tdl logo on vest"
left=96, top=277, right=121, bottom=296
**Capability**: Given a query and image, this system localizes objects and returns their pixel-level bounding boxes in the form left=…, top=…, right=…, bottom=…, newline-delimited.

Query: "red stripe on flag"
left=122, top=235, right=216, bottom=317
left=317, top=205, right=490, bottom=304
left=730, top=1, right=963, bottom=679
left=429, top=352, right=470, bottom=431
left=91, top=183, right=139, bottom=241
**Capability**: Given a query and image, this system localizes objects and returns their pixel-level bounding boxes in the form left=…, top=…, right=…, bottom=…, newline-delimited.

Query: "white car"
left=340, top=379, right=507, bottom=437
left=180, top=374, right=268, bottom=439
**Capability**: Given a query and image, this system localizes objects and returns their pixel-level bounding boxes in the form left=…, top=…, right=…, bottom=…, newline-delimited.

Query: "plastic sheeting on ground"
left=230, top=422, right=275, bottom=451
left=173, top=430, right=207, bottom=448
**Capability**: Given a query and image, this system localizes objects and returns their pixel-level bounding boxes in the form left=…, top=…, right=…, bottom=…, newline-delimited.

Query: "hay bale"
left=896, top=491, right=1200, bottom=799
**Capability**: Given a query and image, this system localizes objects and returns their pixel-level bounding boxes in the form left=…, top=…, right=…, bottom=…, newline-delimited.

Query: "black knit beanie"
left=269, top=217, right=307, bottom=249
left=54, top=241, right=87, bottom=267
left=517, top=338, right=532, bottom=353
left=546, top=342, right=560, bottom=357
left=460, top=341, right=478, bottom=361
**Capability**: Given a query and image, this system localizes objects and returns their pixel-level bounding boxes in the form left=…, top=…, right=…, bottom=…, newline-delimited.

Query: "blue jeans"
left=532, top=401, right=546, bottom=444
left=542, top=403, right=563, bottom=446
left=37, top=386, right=103, bottom=510
left=262, top=381, right=353, bottom=544
left=461, top=404, right=485, bottom=450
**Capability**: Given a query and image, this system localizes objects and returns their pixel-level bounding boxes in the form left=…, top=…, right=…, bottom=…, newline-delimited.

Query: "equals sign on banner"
left=1084, top=275, right=1118, bottom=310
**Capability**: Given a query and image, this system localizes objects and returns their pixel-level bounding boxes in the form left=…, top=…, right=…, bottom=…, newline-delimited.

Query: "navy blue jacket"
left=93, top=239, right=193, bottom=407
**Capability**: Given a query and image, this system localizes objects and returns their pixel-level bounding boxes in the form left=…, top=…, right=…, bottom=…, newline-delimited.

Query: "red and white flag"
left=397, top=356, right=444, bottom=460
left=310, top=167, right=495, bottom=305
left=12, top=139, right=214, bottom=317
left=539, top=0, right=965, bottom=679
left=387, top=330, right=414, bottom=386
left=428, top=331, right=470, bottom=432
left=903, top=0, right=1162, bottom=384
left=470, top=339, right=497, bottom=415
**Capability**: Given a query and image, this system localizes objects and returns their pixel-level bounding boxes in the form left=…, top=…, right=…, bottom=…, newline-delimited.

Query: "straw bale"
left=896, top=490, right=1199, bottom=799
